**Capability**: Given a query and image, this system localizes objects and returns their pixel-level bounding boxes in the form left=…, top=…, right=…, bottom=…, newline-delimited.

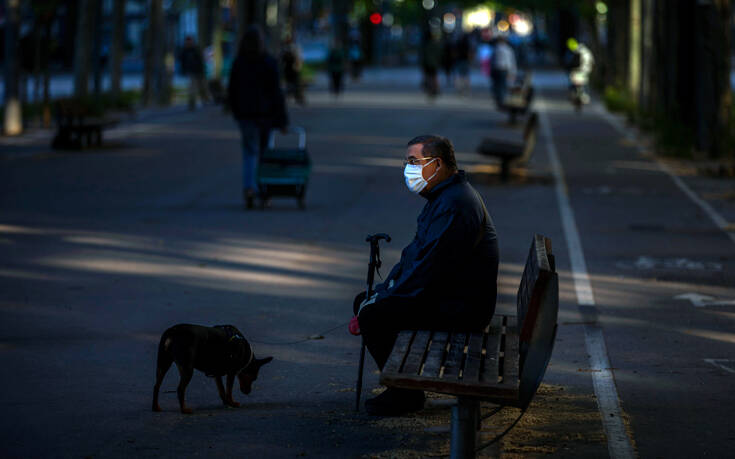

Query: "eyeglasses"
left=402, top=156, right=437, bottom=167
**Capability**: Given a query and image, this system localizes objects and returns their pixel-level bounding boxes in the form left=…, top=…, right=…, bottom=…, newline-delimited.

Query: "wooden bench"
left=380, top=234, right=559, bottom=459
left=52, top=100, right=119, bottom=150
left=476, top=111, right=538, bottom=182
left=504, top=73, right=534, bottom=125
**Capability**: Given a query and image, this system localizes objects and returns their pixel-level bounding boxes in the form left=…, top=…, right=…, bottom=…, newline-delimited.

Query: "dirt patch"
left=497, top=384, right=606, bottom=458
left=354, top=384, right=607, bottom=458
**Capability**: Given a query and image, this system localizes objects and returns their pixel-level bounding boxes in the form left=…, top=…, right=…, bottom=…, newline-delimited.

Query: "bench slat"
left=481, top=318, right=503, bottom=383
left=463, top=333, right=484, bottom=383
left=503, top=316, right=520, bottom=383
left=441, top=332, right=468, bottom=381
left=383, top=330, right=415, bottom=374
left=421, top=332, right=449, bottom=378
left=379, top=373, right=521, bottom=404
left=402, top=331, right=431, bottom=376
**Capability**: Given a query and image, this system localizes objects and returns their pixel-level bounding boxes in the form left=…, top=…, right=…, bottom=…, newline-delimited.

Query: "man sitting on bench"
left=356, top=135, right=500, bottom=416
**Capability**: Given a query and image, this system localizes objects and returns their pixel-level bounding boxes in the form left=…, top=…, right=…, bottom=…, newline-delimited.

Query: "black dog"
left=152, top=324, right=272, bottom=414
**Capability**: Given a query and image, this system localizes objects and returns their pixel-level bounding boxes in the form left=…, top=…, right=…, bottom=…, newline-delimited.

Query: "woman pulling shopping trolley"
left=228, top=25, right=289, bottom=210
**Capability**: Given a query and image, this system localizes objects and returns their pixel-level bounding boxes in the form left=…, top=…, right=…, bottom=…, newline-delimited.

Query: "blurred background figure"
left=227, top=26, right=289, bottom=209
left=281, top=36, right=305, bottom=106
left=421, top=31, right=442, bottom=98
left=180, top=36, right=210, bottom=110
left=454, top=33, right=472, bottom=95
left=489, top=34, right=517, bottom=110
left=327, top=41, right=347, bottom=96
left=565, top=38, right=595, bottom=107
left=441, top=35, right=456, bottom=88
left=348, top=40, right=364, bottom=81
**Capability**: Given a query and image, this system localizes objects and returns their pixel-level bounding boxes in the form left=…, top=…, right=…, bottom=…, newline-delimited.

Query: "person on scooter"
left=565, top=38, right=594, bottom=105
left=354, top=135, right=499, bottom=416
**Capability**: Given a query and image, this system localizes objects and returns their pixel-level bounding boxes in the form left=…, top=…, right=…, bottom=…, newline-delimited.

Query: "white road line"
left=595, top=107, right=735, bottom=245
left=539, top=106, right=636, bottom=459
left=704, top=359, right=735, bottom=374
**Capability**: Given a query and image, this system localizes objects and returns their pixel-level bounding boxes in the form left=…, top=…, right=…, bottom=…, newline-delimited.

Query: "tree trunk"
left=33, top=24, right=42, bottom=105
left=197, top=0, right=212, bottom=49
left=211, top=1, right=223, bottom=81
left=639, top=0, right=654, bottom=114
left=73, top=0, right=95, bottom=98
left=606, top=1, right=629, bottom=88
left=235, top=0, right=248, bottom=44
left=628, top=0, right=641, bottom=100
left=3, top=0, right=22, bottom=135
left=143, top=0, right=169, bottom=105
left=92, top=0, right=103, bottom=95
left=331, top=0, right=349, bottom=46
left=110, top=0, right=126, bottom=97
left=43, top=20, right=52, bottom=127
left=694, top=0, right=731, bottom=158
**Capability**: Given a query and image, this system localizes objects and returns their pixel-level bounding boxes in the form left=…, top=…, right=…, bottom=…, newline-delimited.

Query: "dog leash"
left=248, top=321, right=350, bottom=346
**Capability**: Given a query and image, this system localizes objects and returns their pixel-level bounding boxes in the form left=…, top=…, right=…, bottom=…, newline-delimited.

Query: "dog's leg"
left=225, top=373, right=240, bottom=407
left=176, top=363, right=194, bottom=414
left=152, top=343, right=174, bottom=412
left=215, top=376, right=229, bottom=405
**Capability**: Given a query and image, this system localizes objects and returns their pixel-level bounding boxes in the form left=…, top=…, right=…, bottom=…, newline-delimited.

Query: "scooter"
left=568, top=72, right=590, bottom=113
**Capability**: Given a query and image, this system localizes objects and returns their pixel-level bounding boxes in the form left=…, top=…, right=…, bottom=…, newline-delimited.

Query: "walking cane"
left=355, top=233, right=391, bottom=412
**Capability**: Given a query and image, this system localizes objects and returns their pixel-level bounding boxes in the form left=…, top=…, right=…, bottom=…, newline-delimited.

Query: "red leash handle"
left=348, top=316, right=361, bottom=336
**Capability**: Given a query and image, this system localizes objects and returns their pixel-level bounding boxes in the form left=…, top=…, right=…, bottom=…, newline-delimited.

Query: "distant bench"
left=504, top=73, right=534, bottom=125
left=476, top=112, right=538, bottom=182
left=380, top=234, right=559, bottom=459
left=52, top=100, right=119, bottom=149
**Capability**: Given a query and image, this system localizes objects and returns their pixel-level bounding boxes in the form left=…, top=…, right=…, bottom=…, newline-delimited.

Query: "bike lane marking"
left=595, top=106, right=735, bottom=246
left=538, top=105, right=636, bottom=459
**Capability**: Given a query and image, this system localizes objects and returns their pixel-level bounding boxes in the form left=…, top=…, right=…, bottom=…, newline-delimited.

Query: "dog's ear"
left=256, top=356, right=273, bottom=368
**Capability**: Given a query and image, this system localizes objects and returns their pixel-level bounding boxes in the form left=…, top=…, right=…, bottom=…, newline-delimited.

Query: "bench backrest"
left=518, top=112, right=539, bottom=164
left=515, top=233, right=559, bottom=408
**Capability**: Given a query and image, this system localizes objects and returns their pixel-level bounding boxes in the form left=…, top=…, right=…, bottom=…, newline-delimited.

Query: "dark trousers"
left=329, top=71, right=344, bottom=94
left=490, top=69, right=508, bottom=109
left=358, top=296, right=491, bottom=370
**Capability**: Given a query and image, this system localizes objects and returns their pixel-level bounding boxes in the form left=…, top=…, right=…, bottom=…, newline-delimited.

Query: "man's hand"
left=358, top=292, right=378, bottom=315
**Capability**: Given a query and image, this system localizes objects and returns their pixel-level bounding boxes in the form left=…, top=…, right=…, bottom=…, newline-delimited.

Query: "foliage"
left=603, top=85, right=637, bottom=119
left=604, top=84, right=697, bottom=158
left=1, top=90, right=141, bottom=127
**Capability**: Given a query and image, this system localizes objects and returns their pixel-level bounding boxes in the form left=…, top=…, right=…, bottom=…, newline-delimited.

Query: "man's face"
left=405, top=144, right=440, bottom=184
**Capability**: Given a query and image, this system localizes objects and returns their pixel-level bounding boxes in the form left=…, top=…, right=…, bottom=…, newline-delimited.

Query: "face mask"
left=404, top=158, right=438, bottom=194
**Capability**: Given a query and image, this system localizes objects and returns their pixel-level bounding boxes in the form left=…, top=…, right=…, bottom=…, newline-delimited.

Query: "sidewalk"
left=2, top=66, right=734, bottom=457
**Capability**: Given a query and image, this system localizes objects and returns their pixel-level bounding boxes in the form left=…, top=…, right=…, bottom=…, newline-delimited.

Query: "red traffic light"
left=369, top=13, right=382, bottom=25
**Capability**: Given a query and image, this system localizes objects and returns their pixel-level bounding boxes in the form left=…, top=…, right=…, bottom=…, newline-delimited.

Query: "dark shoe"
left=365, top=387, right=425, bottom=416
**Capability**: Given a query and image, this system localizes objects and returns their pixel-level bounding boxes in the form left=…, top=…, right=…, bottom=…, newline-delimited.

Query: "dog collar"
left=236, top=347, right=254, bottom=374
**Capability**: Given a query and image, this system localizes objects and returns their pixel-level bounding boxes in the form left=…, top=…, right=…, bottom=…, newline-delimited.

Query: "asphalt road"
left=1, top=69, right=734, bottom=458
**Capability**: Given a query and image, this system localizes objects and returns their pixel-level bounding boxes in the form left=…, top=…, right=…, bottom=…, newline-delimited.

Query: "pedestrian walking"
left=227, top=25, right=289, bottom=209
left=441, top=36, right=455, bottom=88
left=352, top=135, right=499, bottom=416
left=180, top=36, right=210, bottom=110
left=327, top=41, right=346, bottom=96
left=348, top=40, right=363, bottom=81
left=454, top=33, right=472, bottom=95
left=421, top=32, right=442, bottom=98
left=281, top=36, right=305, bottom=105
left=489, top=35, right=517, bottom=109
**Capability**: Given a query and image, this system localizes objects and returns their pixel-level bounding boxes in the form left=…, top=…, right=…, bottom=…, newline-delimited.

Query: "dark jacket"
left=374, top=171, right=499, bottom=326
left=227, top=52, right=288, bottom=128
left=180, top=46, right=205, bottom=76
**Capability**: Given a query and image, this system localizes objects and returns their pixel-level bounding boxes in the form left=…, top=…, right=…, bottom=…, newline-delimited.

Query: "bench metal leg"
left=451, top=397, right=479, bottom=459
left=500, top=159, right=511, bottom=182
